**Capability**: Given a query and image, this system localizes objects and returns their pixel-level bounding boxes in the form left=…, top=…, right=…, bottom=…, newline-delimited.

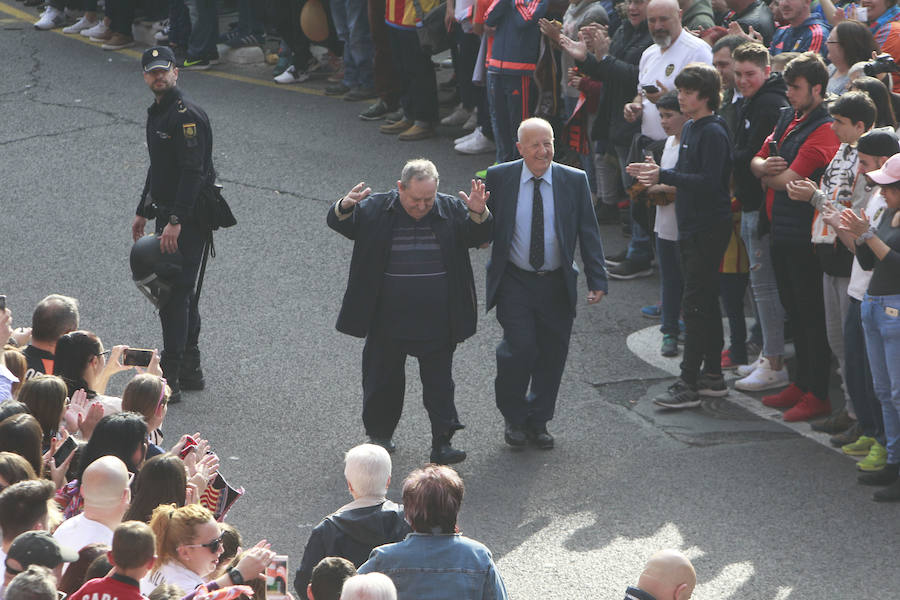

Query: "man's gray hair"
left=339, top=573, right=397, bottom=600
left=344, top=444, right=392, bottom=498
left=400, top=159, right=439, bottom=187
left=31, top=294, right=79, bottom=343
left=5, top=565, right=57, bottom=600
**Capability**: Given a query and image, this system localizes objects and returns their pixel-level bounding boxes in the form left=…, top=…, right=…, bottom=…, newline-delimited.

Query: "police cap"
left=142, top=46, right=176, bottom=72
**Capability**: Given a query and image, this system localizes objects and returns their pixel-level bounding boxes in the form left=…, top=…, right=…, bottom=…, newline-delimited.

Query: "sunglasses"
left=182, top=535, right=223, bottom=553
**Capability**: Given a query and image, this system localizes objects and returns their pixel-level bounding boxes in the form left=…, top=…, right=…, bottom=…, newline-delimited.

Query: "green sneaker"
left=842, top=435, right=876, bottom=456
left=475, top=163, right=497, bottom=179
left=857, top=441, right=888, bottom=472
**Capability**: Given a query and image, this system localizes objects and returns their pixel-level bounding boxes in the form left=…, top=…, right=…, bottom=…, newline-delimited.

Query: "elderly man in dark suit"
left=485, top=118, right=608, bottom=449
left=328, top=159, right=491, bottom=464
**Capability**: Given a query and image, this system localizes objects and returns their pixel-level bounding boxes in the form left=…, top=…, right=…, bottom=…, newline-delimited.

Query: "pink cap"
left=867, top=152, right=900, bottom=184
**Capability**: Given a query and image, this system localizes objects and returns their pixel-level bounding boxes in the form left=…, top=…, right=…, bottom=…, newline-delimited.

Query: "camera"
left=863, top=54, right=900, bottom=77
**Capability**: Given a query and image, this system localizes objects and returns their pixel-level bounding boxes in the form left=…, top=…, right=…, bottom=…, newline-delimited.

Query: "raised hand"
left=339, top=182, right=372, bottom=212
left=538, top=18, right=562, bottom=45
left=558, top=33, right=588, bottom=61
left=459, top=179, right=489, bottom=215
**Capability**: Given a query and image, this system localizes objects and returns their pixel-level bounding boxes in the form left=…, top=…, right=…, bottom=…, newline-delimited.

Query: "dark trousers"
left=169, top=0, right=192, bottom=48
left=452, top=26, right=485, bottom=111
left=367, top=0, right=401, bottom=105
left=771, top=242, right=832, bottom=400
left=362, top=326, right=461, bottom=439
left=108, top=0, right=136, bottom=35
left=720, top=272, right=749, bottom=364
left=487, top=72, right=535, bottom=163
left=679, top=221, right=732, bottom=384
left=495, top=266, right=573, bottom=426
left=388, top=27, right=439, bottom=123
left=154, top=220, right=204, bottom=364
left=845, top=297, right=884, bottom=440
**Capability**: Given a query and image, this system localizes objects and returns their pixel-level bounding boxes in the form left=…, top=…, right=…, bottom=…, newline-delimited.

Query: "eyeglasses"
left=97, top=349, right=111, bottom=359
left=182, top=535, right=223, bottom=553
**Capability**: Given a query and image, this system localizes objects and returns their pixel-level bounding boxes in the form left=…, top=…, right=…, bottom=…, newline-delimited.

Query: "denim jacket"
left=357, top=533, right=508, bottom=600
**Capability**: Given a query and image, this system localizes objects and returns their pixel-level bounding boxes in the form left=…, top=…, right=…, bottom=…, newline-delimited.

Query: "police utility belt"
left=149, top=182, right=236, bottom=232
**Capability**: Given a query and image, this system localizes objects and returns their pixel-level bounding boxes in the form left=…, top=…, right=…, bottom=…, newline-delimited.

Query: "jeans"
left=564, top=96, right=597, bottom=194
left=331, top=0, right=374, bottom=88
left=186, top=0, right=219, bottom=58
left=772, top=242, right=831, bottom=400
left=488, top=72, right=534, bottom=163
left=861, top=293, right=900, bottom=463
left=720, top=272, right=749, bottom=364
left=845, top=298, right=884, bottom=440
left=679, top=220, right=733, bottom=384
left=612, top=143, right=652, bottom=263
left=741, top=210, right=785, bottom=358
left=655, top=236, right=683, bottom=336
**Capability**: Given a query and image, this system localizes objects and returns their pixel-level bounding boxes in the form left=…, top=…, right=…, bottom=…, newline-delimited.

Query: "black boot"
left=179, top=345, right=205, bottom=391
left=858, top=462, right=899, bottom=486
left=430, top=433, right=466, bottom=465
left=160, top=351, right=183, bottom=404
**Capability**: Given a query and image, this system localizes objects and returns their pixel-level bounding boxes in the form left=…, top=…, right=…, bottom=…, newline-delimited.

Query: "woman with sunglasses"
left=143, top=504, right=276, bottom=595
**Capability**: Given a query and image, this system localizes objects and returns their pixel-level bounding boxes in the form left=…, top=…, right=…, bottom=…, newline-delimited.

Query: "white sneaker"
left=454, top=126, right=480, bottom=146
left=441, top=104, right=471, bottom=126
left=455, top=128, right=495, bottom=155
left=734, top=358, right=790, bottom=391
left=273, top=65, right=310, bottom=84
left=35, top=7, right=65, bottom=30
left=462, top=109, right=478, bottom=131
left=63, top=15, right=96, bottom=33
left=736, top=354, right=764, bottom=377
left=81, top=20, right=108, bottom=38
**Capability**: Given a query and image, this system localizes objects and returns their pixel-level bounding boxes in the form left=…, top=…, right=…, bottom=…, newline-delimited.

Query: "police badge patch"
left=183, top=123, right=197, bottom=138
left=665, top=63, right=674, bottom=76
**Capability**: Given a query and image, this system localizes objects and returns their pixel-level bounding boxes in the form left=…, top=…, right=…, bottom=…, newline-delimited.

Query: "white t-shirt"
left=848, top=191, right=888, bottom=300
left=654, top=135, right=681, bottom=241
left=639, top=30, right=713, bottom=140
left=52, top=514, right=114, bottom=571
left=141, top=561, right=205, bottom=596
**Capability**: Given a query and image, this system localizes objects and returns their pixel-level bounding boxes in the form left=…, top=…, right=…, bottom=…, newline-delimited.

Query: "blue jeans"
left=862, top=293, right=900, bottom=463
left=330, top=0, right=374, bottom=88
left=655, top=236, right=682, bottom=336
left=845, top=297, right=884, bottom=440
left=613, top=143, right=652, bottom=263
left=741, top=210, right=785, bottom=358
left=186, top=0, right=219, bottom=58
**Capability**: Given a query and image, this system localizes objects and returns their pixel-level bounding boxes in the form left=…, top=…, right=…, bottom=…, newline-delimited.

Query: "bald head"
left=81, top=456, right=130, bottom=512
left=516, top=118, right=555, bottom=178
left=637, top=549, right=696, bottom=600
left=647, top=0, right=682, bottom=48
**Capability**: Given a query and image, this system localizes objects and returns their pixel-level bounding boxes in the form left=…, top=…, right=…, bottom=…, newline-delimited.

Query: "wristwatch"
left=169, top=214, right=181, bottom=226
left=228, top=568, right=244, bottom=585
left=856, top=226, right=876, bottom=245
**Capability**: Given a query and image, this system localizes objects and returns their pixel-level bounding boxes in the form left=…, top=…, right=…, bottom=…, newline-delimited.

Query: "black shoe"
left=873, top=478, right=900, bottom=502
left=430, top=434, right=466, bottom=464
left=504, top=421, right=528, bottom=447
left=527, top=423, right=554, bottom=449
left=343, top=86, right=377, bottom=102
left=368, top=436, right=396, bottom=453
left=179, top=345, right=205, bottom=391
left=359, top=99, right=391, bottom=121
left=607, top=258, right=653, bottom=280
left=325, top=82, right=351, bottom=96
left=830, top=423, right=861, bottom=447
left=605, top=249, right=628, bottom=267
left=654, top=379, right=701, bottom=409
left=696, top=373, right=728, bottom=397
left=858, top=463, right=899, bottom=486
left=596, top=203, right=621, bottom=225
left=811, top=410, right=855, bottom=434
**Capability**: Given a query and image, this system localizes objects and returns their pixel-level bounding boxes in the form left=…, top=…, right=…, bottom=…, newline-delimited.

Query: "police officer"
left=131, top=46, right=214, bottom=403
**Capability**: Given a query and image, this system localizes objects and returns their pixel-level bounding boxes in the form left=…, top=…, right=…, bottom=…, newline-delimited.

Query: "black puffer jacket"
left=576, top=18, right=653, bottom=146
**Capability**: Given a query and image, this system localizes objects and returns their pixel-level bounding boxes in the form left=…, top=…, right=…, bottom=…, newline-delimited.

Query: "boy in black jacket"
left=629, top=63, right=734, bottom=408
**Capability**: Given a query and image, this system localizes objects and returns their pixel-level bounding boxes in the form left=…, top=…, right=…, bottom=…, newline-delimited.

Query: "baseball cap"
left=866, top=152, right=900, bottom=184
left=858, top=130, right=900, bottom=158
left=142, top=46, right=176, bottom=72
left=6, top=532, right=79, bottom=570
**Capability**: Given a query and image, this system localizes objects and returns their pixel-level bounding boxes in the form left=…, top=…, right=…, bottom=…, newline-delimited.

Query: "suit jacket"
left=484, top=160, right=607, bottom=314
left=327, top=190, right=493, bottom=343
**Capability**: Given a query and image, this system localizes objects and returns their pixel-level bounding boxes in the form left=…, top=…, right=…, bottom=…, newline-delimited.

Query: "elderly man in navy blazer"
left=485, top=117, right=608, bottom=449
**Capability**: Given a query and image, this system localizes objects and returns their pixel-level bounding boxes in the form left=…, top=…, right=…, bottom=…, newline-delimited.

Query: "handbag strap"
left=409, top=0, right=425, bottom=23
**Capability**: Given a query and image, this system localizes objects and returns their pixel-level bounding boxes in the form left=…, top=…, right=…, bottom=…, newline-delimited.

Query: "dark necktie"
left=530, top=177, right=544, bottom=271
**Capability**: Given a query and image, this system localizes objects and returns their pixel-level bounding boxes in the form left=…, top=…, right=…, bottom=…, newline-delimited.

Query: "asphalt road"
left=1, top=7, right=899, bottom=598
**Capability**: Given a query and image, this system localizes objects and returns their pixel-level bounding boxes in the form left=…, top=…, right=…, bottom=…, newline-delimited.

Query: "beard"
left=652, top=31, right=672, bottom=48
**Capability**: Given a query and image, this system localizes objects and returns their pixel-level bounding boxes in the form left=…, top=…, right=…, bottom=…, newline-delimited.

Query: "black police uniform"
left=136, top=86, right=214, bottom=395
